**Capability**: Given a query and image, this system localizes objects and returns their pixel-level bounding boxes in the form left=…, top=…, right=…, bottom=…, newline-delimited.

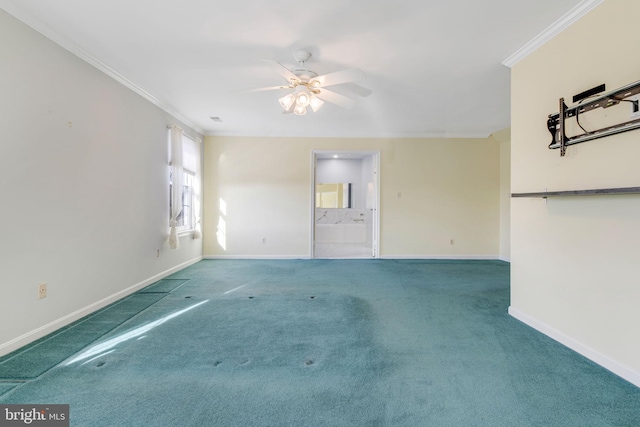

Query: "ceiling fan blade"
left=315, top=88, right=358, bottom=109
left=313, top=68, right=366, bottom=88
left=244, top=85, right=291, bottom=93
left=261, top=59, right=298, bottom=83
left=340, top=82, right=373, bottom=98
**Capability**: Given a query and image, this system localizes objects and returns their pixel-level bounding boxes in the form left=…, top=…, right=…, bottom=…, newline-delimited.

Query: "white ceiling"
left=2, top=0, right=594, bottom=138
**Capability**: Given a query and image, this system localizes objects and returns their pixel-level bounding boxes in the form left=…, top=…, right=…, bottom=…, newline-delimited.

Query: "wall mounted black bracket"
left=547, top=79, right=640, bottom=156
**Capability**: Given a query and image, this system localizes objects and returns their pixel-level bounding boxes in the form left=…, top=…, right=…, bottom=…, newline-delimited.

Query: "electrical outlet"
left=261, top=237, right=266, bottom=244
left=156, top=249, right=160, bottom=258
left=450, top=239, right=455, bottom=245
left=38, top=283, right=47, bottom=299
left=630, top=95, right=640, bottom=118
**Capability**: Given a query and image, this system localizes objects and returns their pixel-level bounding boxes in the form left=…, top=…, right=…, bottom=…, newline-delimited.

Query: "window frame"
left=168, top=129, right=200, bottom=236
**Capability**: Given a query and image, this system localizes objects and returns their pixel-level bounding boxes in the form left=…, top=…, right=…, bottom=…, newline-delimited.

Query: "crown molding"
left=204, top=130, right=495, bottom=139
left=502, top=0, right=604, bottom=68
left=0, top=1, right=204, bottom=135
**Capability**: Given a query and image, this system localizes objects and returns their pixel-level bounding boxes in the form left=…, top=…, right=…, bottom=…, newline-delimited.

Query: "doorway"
left=311, top=150, right=380, bottom=259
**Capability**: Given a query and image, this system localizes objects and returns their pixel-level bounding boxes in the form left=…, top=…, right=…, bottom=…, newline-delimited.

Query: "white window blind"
left=182, top=135, right=198, bottom=175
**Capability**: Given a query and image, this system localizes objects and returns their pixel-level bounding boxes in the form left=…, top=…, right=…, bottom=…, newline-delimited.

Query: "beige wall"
left=203, top=136, right=500, bottom=258
left=0, top=10, right=202, bottom=356
left=490, top=128, right=511, bottom=261
left=510, top=0, right=640, bottom=385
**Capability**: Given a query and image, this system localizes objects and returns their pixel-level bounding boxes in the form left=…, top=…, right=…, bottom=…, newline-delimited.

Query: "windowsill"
left=177, top=229, right=196, bottom=237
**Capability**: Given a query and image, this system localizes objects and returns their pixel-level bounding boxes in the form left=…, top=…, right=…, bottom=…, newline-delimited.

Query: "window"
left=169, top=170, right=194, bottom=231
left=169, top=128, right=199, bottom=234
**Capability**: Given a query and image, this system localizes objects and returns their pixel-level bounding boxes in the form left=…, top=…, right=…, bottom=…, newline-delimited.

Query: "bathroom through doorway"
left=311, top=151, right=380, bottom=259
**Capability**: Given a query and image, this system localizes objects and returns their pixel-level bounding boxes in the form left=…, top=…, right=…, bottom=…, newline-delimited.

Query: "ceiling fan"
left=252, top=50, right=371, bottom=115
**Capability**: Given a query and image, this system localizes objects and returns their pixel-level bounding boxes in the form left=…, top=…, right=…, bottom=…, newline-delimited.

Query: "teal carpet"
left=0, top=293, right=167, bottom=380
left=1, top=259, right=639, bottom=426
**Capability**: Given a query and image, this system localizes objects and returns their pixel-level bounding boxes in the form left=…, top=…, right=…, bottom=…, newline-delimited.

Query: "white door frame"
left=310, top=150, right=381, bottom=259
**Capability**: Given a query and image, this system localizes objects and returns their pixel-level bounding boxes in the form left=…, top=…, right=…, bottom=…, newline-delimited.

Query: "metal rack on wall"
left=518, top=80, right=640, bottom=198
left=547, top=79, right=640, bottom=156
left=512, top=187, right=640, bottom=198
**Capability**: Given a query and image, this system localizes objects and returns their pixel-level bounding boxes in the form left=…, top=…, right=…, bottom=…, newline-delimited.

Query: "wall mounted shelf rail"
left=547, top=79, right=640, bottom=156
left=512, top=187, right=640, bottom=198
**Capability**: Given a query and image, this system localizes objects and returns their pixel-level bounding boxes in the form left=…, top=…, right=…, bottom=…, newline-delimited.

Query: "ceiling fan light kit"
left=297, top=91, right=310, bottom=107
left=257, top=50, right=370, bottom=116
left=309, top=95, right=324, bottom=112
left=278, top=93, right=296, bottom=111
left=294, top=104, right=308, bottom=116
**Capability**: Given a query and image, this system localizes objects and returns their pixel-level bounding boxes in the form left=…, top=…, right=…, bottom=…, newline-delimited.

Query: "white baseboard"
left=0, top=256, right=203, bottom=357
left=203, top=255, right=503, bottom=261
left=380, top=255, right=500, bottom=260
left=203, top=255, right=309, bottom=260
left=508, top=306, right=640, bottom=388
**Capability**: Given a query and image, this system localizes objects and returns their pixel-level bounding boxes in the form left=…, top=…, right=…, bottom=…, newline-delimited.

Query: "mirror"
left=316, top=183, right=352, bottom=208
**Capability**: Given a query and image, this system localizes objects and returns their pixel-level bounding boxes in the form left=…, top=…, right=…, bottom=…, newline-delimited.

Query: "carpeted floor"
left=1, top=259, right=639, bottom=426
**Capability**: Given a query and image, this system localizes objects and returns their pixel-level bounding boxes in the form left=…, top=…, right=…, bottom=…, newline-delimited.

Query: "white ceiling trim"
left=501, top=0, right=604, bottom=68
left=206, top=130, right=493, bottom=139
left=0, top=0, right=204, bottom=135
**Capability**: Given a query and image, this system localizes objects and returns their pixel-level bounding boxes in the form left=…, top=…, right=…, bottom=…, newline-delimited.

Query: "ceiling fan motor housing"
left=293, top=50, right=312, bottom=64
left=291, top=50, right=318, bottom=81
